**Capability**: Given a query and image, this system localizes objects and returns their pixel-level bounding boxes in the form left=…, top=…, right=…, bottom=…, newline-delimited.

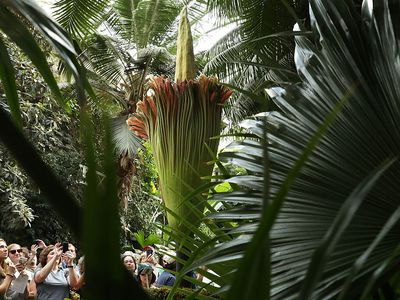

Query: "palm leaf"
left=53, top=0, right=109, bottom=39
left=0, top=4, right=63, bottom=104
left=0, top=37, right=21, bottom=127
left=172, top=0, right=400, bottom=299
left=111, top=115, right=142, bottom=156
left=0, top=0, right=89, bottom=236
left=81, top=113, right=149, bottom=299
left=112, top=0, right=181, bottom=49
left=299, top=159, right=397, bottom=300
left=204, top=0, right=308, bottom=124
left=82, top=34, right=127, bottom=86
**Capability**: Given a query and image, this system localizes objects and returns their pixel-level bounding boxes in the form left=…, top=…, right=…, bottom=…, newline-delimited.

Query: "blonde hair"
left=7, top=243, right=20, bottom=252
left=78, top=256, right=85, bottom=274
left=0, top=239, right=7, bottom=277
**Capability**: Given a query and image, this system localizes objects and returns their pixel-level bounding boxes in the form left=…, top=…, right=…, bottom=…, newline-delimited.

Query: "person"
left=61, top=243, right=80, bottom=277
left=136, top=263, right=156, bottom=289
left=0, top=239, right=17, bottom=297
left=34, top=243, right=78, bottom=300
left=121, top=253, right=137, bottom=277
left=66, top=256, right=85, bottom=300
left=139, top=248, right=162, bottom=280
left=25, top=244, right=39, bottom=273
left=75, top=256, right=85, bottom=290
left=6, top=243, right=36, bottom=299
left=155, top=251, right=176, bottom=287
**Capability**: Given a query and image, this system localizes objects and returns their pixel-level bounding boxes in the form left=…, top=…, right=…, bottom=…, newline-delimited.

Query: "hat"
left=137, top=263, right=156, bottom=287
left=137, top=263, right=154, bottom=275
left=122, top=250, right=136, bottom=257
left=143, top=246, right=155, bottom=253
left=162, top=251, right=176, bottom=265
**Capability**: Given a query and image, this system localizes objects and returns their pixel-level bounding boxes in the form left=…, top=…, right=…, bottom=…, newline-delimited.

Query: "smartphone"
left=146, top=249, right=153, bottom=256
left=34, top=239, right=41, bottom=246
left=62, top=242, right=69, bottom=253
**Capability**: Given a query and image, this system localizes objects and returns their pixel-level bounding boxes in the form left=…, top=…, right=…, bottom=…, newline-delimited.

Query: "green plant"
left=2, top=1, right=399, bottom=300
left=127, top=8, right=232, bottom=250
left=203, top=0, right=308, bottom=125
left=0, top=1, right=147, bottom=299
left=165, top=1, right=400, bottom=299
left=133, top=231, right=161, bottom=249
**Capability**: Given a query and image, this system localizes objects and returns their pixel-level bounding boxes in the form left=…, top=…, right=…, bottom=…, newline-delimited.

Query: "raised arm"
left=25, top=244, right=39, bottom=267
left=0, top=263, right=16, bottom=295
left=64, top=252, right=78, bottom=289
left=34, top=244, right=62, bottom=284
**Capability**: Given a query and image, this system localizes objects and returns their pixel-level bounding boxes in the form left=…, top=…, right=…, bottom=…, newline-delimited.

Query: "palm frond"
left=0, top=0, right=89, bottom=239
left=111, top=115, right=142, bottom=156
left=171, top=0, right=400, bottom=299
left=112, top=0, right=182, bottom=49
left=82, top=34, right=127, bottom=86
left=0, top=37, right=21, bottom=127
left=53, top=0, right=109, bottom=39
left=203, top=0, right=307, bottom=125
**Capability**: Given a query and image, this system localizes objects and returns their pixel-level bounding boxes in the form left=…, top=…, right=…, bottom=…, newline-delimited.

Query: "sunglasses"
left=9, top=249, right=23, bottom=255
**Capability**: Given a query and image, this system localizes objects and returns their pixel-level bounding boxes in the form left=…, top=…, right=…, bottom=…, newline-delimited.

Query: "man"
left=155, top=251, right=176, bottom=287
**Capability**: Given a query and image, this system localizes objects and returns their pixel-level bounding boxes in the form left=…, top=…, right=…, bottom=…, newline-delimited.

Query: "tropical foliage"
left=165, top=0, right=400, bottom=299
left=0, top=35, right=84, bottom=244
left=0, top=0, right=400, bottom=300
left=53, top=0, right=188, bottom=209
left=0, top=2, right=149, bottom=299
left=204, top=0, right=308, bottom=124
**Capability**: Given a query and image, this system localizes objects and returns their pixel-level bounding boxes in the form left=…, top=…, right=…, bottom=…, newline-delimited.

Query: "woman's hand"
left=15, top=262, right=25, bottom=273
left=4, top=261, right=17, bottom=277
left=63, top=251, right=75, bottom=267
left=35, top=239, right=46, bottom=250
left=53, top=243, right=63, bottom=259
left=143, top=254, right=155, bottom=265
left=30, top=244, right=39, bottom=256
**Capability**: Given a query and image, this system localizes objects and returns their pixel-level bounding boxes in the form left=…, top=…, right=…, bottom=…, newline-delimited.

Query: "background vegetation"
left=0, top=0, right=399, bottom=299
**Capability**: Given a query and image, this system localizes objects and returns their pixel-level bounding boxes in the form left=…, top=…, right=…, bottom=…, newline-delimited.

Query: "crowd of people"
left=0, top=238, right=178, bottom=300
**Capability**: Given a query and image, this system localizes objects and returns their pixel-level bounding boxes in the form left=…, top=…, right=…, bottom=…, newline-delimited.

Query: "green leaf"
left=0, top=107, right=82, bottom=237
left=53, top=0, right=109, bottom=39
left=338, top=205, right=400, bottom=300
left=111, top=116, right=142, bottom=156
left=82, top=113, right=149, bottom=300
left=299, top=158, right=397, bottom=300
left=0, top=37, right=22, bottom=128
left=0, top=5, right=63, bottom=104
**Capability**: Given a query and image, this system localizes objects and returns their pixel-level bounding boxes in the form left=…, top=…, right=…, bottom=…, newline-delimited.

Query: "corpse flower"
left=127, top=7, right=232, bottom=233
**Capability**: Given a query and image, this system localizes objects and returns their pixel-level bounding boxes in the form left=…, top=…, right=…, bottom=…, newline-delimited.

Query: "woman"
left=34, top=243, right=78, bottom=300
left=6, top=243, right=36, bottom=299
left=139, top=249, right=162, bottom=280
left=136, top=263, right=156, bottom=289
left=122, top=253, right=137, bottom=277
left=0, top=239, right=17, bottom=297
